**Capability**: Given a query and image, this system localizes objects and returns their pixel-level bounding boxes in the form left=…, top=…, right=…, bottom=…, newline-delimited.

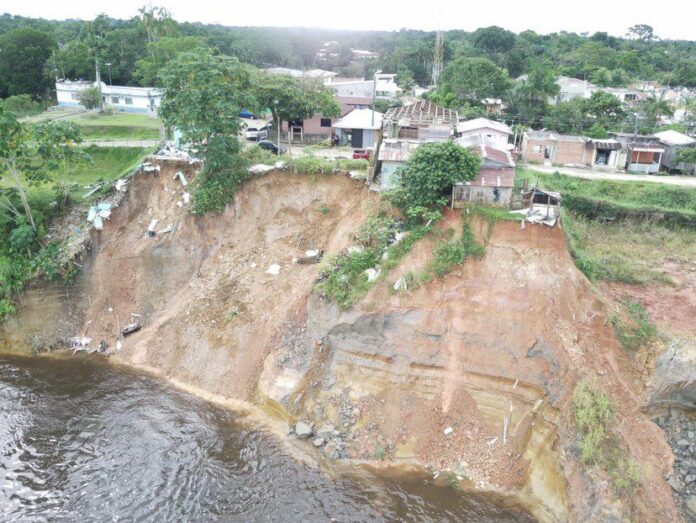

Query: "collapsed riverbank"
left=0, top=158, right=686, bottom=522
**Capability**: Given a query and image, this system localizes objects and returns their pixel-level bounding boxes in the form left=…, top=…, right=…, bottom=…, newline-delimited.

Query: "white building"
left=326, top=72, right=402, bottom=101
left=56, top=80, right=163, bottom=116
left=456, top=118, right=512, bottom=150
left=332, top=108, right=383, bottom=148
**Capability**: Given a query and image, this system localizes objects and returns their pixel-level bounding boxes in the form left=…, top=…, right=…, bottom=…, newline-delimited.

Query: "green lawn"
left=72, top=113, right=162, bottom=141
left=2, top=146, right=151, bottom=203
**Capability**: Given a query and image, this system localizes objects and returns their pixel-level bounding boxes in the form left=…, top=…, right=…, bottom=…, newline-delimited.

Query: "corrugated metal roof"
left=377, top=140, right=420, bottom=162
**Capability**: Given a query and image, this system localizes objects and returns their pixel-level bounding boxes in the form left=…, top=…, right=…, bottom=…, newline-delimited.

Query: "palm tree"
left=641, top=94, right=674, bottom=128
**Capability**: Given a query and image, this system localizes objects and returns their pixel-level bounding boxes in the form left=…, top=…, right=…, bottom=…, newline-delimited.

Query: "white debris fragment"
left=266, top=264, right=280, bottom=276
left=305, top=249, right=319, bottom=257
left=444, top=427, right=454, bottom=436
left=114, top=179, right=128, bottom=191
left=347, top=245, right=364, bottom=254
left=393, top=277, right=407, bottom=291
left=365, top=268, right=380, bottom=282
left=182, top=192, right=190, bottom=204
left=250, top=262, right=257, bottom=268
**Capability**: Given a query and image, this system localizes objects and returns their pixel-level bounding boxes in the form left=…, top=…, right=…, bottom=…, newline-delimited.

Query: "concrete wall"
left=453, top=186, right=513, bottom=207
left=460, top=129, right=509, bottom=148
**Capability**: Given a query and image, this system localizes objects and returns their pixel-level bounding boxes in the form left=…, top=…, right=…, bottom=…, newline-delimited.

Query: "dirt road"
left=531, top=165, right=696, bottom=187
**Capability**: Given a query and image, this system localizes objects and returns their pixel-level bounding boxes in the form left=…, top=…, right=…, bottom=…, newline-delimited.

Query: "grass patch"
left=0, top=146, right=151, bottom=202
left=561, top=209, right=696, bottom=284
left=609, top=300, right=658, bottom=352
left=288, top=155, right=335, bottom=175
left=402, top=216, right=485, bottom=289
left=517, top=167, right=696, bottom=226
left=572, top=381, right=642, bottom=496
left=72, top=113, right=161, bottom=141
left=316, top=214, right=433, bottom=309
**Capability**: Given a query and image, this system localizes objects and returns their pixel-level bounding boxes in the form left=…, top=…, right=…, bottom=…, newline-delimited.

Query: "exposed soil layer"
left=0, top=159, right=684, bottom=522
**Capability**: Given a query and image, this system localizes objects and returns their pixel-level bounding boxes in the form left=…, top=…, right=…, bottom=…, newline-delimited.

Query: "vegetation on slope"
left=573, top=381, right=642, bottom=496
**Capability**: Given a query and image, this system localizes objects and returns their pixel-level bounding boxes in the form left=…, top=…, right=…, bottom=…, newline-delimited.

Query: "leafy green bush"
left=336, top=158, right=369, bottom=171
left=387, top=141, right=480, bottom=224
left=288, top=155, right=335, bottom=175
left=192, top=166, right=250, bottom=214
left=1, top=94, right=47, bottom=116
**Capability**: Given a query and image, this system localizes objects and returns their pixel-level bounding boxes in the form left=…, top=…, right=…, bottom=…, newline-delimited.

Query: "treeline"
left=1, top=10, right=695, bottom=135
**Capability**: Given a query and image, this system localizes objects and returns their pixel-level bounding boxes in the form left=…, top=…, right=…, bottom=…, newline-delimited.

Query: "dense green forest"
left=1, top=9, right=695, bottom=97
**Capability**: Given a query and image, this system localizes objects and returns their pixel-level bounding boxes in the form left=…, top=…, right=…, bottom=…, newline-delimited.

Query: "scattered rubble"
left=296, top=250, right=323, bottom=265
left=266, top=264, right=281, bottom=276
left=656, top=408, right=696, bottom=522
left=295, top=421, right=313, bottom=439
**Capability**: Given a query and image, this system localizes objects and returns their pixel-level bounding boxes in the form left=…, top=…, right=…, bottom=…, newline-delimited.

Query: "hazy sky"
left=3, top=0, right=695, bottom=40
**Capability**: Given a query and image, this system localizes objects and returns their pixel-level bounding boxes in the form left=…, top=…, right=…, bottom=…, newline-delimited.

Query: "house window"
left=533, top=145, right=542, bottom=154
left=125, top=97, right=133, bottom=105
left=111, top=96, right=120, bottom=104
left=102, top=96, right=106, bottom=102
left=320, top=118, right=332, bottom=127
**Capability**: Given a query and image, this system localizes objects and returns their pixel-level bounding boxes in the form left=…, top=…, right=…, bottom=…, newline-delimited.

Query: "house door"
left=351, top=129, right=363, bottom=148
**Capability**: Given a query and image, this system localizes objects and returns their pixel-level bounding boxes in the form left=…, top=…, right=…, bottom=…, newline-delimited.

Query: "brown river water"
left=0, top=353, right=536, bottom=522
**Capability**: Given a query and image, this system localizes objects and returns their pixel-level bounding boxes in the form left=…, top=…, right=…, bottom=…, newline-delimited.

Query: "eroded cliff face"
left=0, top=159, right=681, bottom=522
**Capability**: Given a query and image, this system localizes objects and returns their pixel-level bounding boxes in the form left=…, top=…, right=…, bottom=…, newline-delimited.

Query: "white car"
left=245, top=123, right=271, bottom=140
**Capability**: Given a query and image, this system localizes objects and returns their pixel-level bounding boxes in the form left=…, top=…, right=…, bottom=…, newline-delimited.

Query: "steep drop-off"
left=0, top=159, right=681, bottom=522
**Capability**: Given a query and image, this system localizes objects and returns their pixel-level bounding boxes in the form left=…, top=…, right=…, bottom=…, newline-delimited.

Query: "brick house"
left=521, top=131, right=593, bottom=167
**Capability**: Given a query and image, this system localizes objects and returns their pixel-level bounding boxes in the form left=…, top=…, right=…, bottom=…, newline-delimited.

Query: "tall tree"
left=253, top=71, right=340, bottom=134
left=159, top=48, right=255, bottom=175
left=437, top=57, right=511, bottom=106
left=133, top=36, right=205, bottom=86
left=0, top=28, right=56, bottom=97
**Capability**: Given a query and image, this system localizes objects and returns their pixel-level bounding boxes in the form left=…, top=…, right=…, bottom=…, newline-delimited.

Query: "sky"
left=3, top=0, right=695, bottom=40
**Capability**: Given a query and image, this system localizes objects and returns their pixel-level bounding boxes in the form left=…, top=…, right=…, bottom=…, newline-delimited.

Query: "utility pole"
left=94, top=54, right=103, bottom=112
left=431, top=31, right=444, bottom=87
left=371, top=72, right=377, bottom=127
left=106, top=62, right=112, bottom=87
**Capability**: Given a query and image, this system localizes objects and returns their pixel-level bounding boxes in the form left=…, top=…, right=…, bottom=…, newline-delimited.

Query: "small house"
left=456, top=118, right=512, bottom=150
left=452, top=139, right=516, bottom=208
left=654, top=130, right=696, bottom=174
left=332, top=108, right=384, bottom=148
left=376, top=139, right=420, bottom=189
left=521, top=131, right=593, bottom=167
left=610, top=132, right=665, bottom=174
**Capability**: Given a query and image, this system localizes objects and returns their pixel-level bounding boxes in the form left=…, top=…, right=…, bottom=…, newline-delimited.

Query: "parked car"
left=352, top=149, right=371, bottom=160
left=245, top=124, right=270, bottom=140
left=239, top=110, right=261, bottom=119
left=257, top=140, right=286, bottom=154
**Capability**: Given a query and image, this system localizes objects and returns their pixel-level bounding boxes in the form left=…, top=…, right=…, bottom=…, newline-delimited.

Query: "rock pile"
left=656, top=408, right=696, bottom=522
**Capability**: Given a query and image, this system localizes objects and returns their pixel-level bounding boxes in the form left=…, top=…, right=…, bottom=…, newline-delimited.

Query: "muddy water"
left=0, top=354, right=536, bottom=522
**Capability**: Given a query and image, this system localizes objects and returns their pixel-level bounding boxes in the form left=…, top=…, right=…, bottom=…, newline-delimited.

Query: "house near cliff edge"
left=371, top=100, right=458, bottom=188
left=452, top=140, right=516, bottom=208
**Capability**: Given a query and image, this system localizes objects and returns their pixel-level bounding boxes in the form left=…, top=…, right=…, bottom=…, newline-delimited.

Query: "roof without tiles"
left=383, top=100, right=458, bottom=128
